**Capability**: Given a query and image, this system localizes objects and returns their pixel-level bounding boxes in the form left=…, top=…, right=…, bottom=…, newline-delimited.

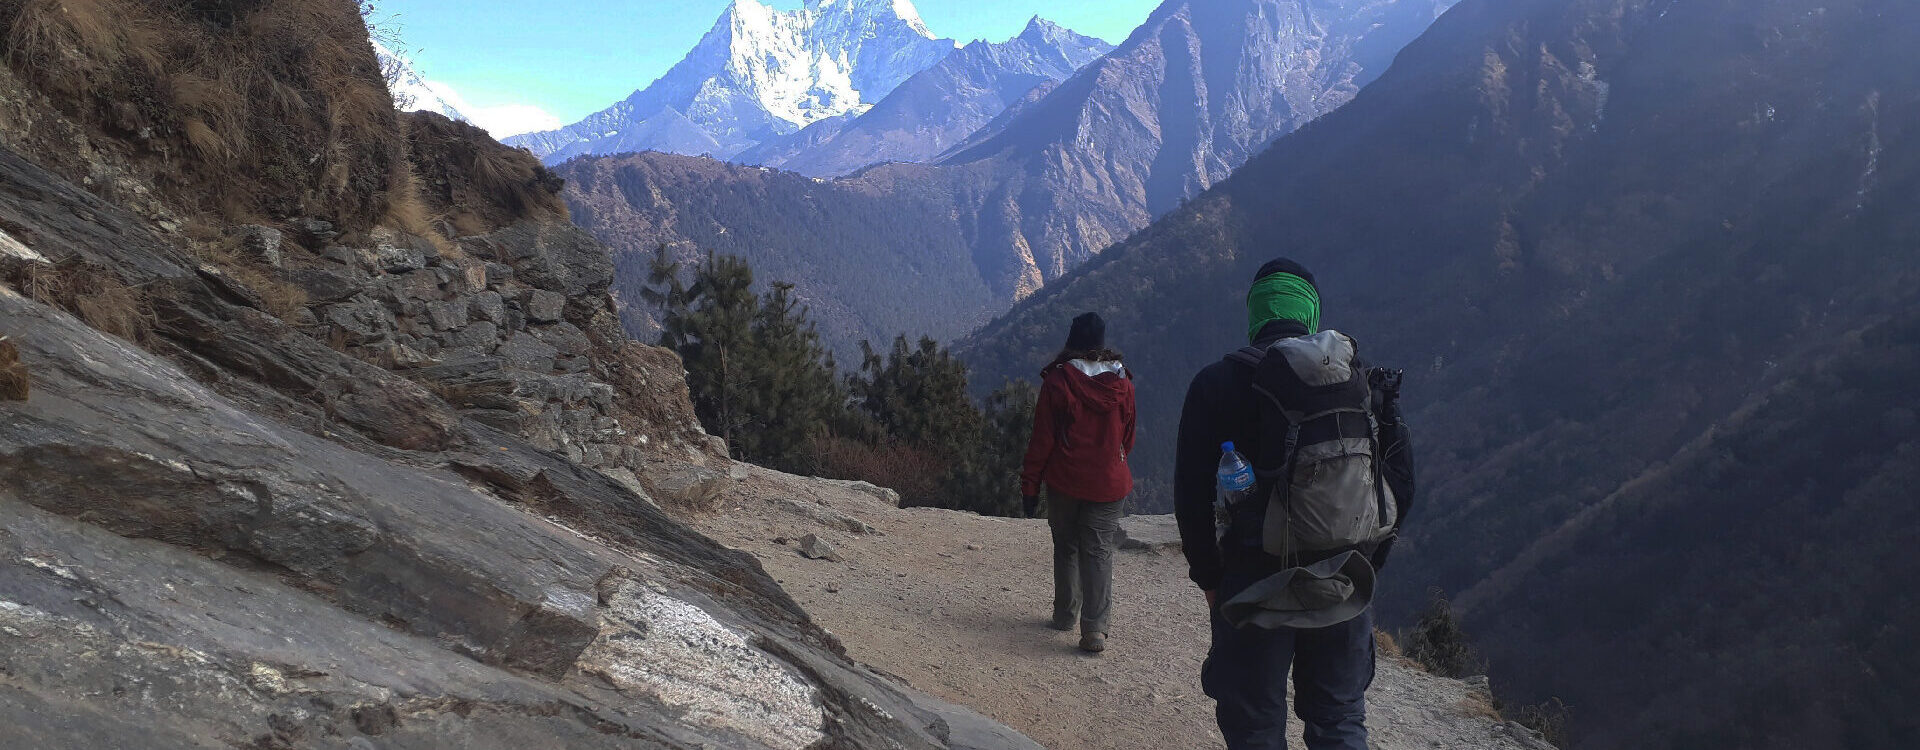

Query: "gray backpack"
left=1227, top=330, right=1397, bottom=560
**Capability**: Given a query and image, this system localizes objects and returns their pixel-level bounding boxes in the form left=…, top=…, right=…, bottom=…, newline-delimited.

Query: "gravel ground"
left=684, top=465, right=1556, bottom=750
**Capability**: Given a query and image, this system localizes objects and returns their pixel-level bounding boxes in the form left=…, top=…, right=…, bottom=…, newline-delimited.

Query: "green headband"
left=1246, top=272, right=1321, bottom=342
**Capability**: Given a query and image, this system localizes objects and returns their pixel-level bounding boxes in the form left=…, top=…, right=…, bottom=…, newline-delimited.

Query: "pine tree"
left=942, top=379, right=1038, bottom=517
left=848, top=335, right=981, bottom=458
left=740, top=280, right=844, bottom=471
left=645, top=246, right=843, bottom=470
left=1405, top=589, right=1484, bottom=679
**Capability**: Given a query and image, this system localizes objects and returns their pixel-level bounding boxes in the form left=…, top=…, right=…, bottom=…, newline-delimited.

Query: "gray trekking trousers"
left=1047, top=494, right=1124, bottom=633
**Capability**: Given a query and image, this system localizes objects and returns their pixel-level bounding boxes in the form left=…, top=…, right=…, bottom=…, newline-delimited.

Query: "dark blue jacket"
left=1172, top=319, right=1416, bottom=592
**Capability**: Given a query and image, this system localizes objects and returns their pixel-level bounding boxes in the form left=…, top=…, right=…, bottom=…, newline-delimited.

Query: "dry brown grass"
left=186, top=230, right=310, bottom=320
left=1, top=0, right=408, bottom=233
left=382, top=163, right=458, bottom=257
left=810, top=435, right=943, bottom=507
left=402, top=110, right=567, bottom=236
left=1375, top=630, right=1403, bottom=658
left=0, top=335, right=26, bottom=400
left=9, top=260, right=153, bottom=343
left=5, top=0, right=161, bottom=98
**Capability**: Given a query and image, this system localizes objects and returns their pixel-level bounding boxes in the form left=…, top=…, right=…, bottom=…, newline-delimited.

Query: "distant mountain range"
left=560, top=151, right=1001, bottom=361
left=374, top=41, right=562, bottom=138
left=961, top=0, right=1920, bottom=747
left=917, top=0, right=1458, bottom=294
left=506, top=0, right=962, bottom=163
left=740, top=16, right=1113, bottom=177
left=557, top=0, right=1451, bottom=357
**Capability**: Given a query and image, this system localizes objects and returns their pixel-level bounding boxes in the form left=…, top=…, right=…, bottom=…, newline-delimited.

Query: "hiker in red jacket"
left=1021, top=312, right=1137, bottom=653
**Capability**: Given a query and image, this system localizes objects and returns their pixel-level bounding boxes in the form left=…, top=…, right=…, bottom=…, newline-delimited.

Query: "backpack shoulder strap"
left=1225, top=346, right=1265, bottom=369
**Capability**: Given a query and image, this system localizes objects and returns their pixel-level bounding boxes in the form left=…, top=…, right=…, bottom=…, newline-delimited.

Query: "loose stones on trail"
left=798, top=534, right=842, bottom=562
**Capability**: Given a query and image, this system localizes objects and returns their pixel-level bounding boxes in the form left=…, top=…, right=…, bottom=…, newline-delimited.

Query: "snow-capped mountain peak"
left=372, top=41, right=467, bottom=123
left=508, top=0, right=954, bottom=163
left=373, top=40, right=562, bottom=138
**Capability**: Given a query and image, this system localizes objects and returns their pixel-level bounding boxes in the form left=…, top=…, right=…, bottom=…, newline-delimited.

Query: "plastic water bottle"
left=1215, top=442, right=1255, bottom=540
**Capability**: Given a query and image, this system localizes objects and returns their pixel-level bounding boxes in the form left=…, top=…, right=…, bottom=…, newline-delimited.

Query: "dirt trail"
left=683, top=465, right=1554, bottom=750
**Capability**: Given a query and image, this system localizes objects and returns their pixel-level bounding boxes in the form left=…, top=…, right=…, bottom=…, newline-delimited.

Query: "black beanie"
left=1066, top=312, right=1106, bottom=351
left=1253, top=258, right=1318, bottom=290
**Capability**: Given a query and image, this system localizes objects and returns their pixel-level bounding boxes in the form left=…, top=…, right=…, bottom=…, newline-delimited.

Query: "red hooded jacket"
left=1021, top=358, right=1137, bottom=503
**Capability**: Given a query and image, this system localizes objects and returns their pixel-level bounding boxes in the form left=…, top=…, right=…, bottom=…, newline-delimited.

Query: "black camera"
left=1367, top=367, right=1405, bottom=397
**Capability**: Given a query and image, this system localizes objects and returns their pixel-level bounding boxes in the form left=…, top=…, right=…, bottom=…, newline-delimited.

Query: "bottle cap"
left=1221, top=441, right=1235, bottom=453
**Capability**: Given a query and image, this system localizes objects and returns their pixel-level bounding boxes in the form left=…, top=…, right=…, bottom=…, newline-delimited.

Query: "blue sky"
left=370, top=0, right=1158, bottom=135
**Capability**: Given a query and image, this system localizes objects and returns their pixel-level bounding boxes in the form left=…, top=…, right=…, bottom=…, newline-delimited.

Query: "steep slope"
left=928, top=0, right=1458, bottom=293
left=507, top=0, right=955, bottom=163
left=961, top=0, right=1920, bottom=747
left=746, top=17, right=1113, bottom=177
left=557, top=152, right=998, bottom=359
left=565, top=0, right=1451, bottom=356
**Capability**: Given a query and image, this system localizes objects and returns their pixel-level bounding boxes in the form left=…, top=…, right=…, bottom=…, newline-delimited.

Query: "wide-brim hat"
left=1219, top=550, right=1376, bottom=630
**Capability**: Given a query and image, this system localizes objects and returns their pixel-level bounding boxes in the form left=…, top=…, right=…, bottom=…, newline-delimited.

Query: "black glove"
left=1022, top=495, right=1040, bottom=518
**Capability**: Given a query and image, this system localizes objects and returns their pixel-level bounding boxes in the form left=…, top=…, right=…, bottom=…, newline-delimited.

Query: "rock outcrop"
left=0, top=106, right=1029, bottom=749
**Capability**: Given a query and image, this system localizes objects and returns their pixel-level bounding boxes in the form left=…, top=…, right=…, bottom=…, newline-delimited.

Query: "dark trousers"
left=1047, top=494, right=1123, bottom=634
left=1202, top=605, right=1374, bottom=750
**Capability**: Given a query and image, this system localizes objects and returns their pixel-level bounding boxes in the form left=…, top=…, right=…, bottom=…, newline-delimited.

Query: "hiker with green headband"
left=1172, top=258, right=1417, bottom=750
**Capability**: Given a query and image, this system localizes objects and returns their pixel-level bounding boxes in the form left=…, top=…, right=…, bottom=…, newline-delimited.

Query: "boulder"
left=531, top=320, right=593, bottom=356
left=469, top=289, right=507, bottom=323
left=281, top=267, right=366, bottom=303
left=486, top=221, right=613, bottom=299
left=485, top=261, right=515, bottom=287
left=234, top=224, right=283, bottom=267
left=525, top=289, right=566, bottom=323
left=426, top=298, right=470, bottom=331
left=496, top=331, right=559, bottom=373
left=1118, top=514, right=1182, bottom=554
left=323, top=297, right=396, bottom=345
left=0, top=139, right=1043, bottom=750
left=374, top=268, right=444, bottom=307
left=443, top=320, right=501, bottom=349
left=1, top=290, right=596, bottom=678
left=295, top=217, right=338, bottom=245
left=320, top=244, right=362, bottom=268
left=646, top=463, right=727, bottom=510
left=797, top=534, right=843, bottom=562
left=770, top=496, right=878, bottom=535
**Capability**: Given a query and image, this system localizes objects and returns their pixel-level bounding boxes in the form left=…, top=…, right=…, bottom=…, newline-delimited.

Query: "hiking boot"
left=1048, top=614, right=1075, bottom=632
left=1079, top=631, right=1106, bottom=653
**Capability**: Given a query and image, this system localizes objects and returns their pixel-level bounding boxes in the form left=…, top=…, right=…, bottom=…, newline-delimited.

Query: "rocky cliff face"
left=0, top=121, right=1037, bottom=749
left=0, top=2, right=1035, bottom=747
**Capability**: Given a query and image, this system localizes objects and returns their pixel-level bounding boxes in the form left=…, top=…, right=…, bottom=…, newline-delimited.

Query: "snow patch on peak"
left=1023, top=16, right=1062, bottom=35
left=890, top=0, right=933, bottom=37
left=511, top=0, right=953, bottom=162
left=373, top=41, right=561, bottom=138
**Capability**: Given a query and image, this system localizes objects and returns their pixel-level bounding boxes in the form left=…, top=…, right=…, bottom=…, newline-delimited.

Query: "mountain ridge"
left=507, top=0, right=957, bottom=163
left=957, top=0, right=1920, bottom=746
left=566, top=0, right=1454, bottom=363
left=744, top=16, right=1114, bottom=176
